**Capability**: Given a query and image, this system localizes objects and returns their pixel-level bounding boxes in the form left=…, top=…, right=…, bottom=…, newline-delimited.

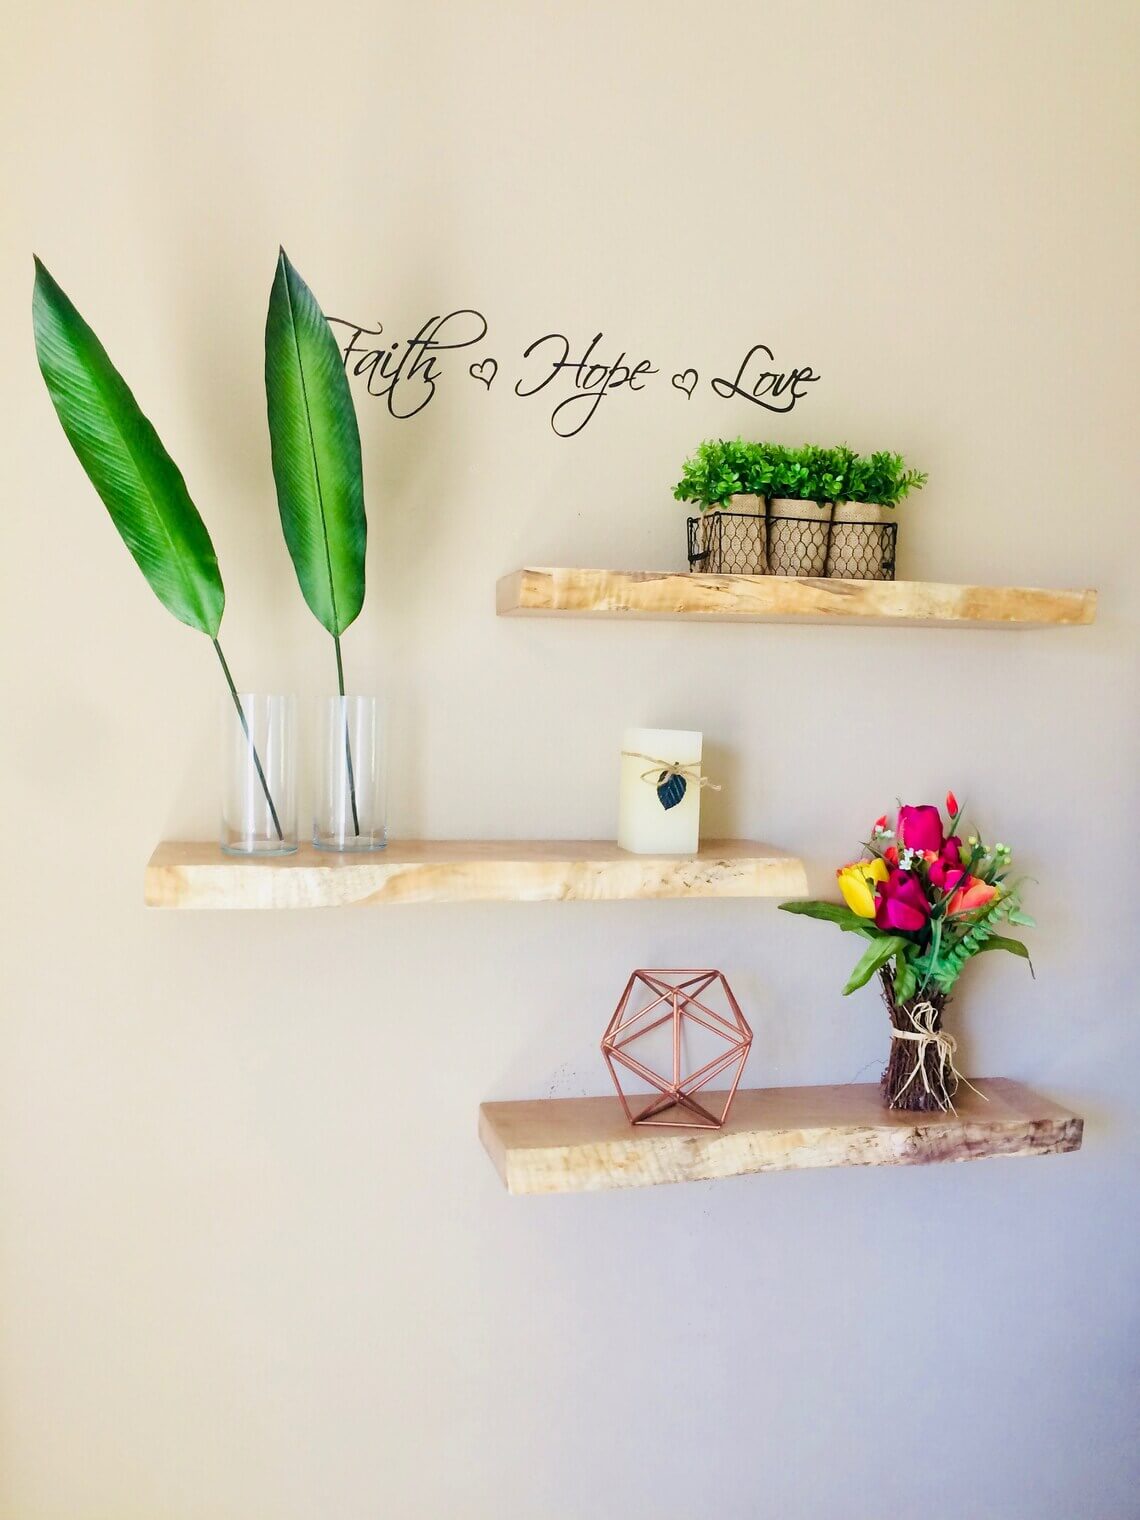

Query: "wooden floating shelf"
left=145, top=839, right=807, bottom=909
left=497, top=568, right=1098, bottom=629
left=478, top=1079, right=1083, bottom=1194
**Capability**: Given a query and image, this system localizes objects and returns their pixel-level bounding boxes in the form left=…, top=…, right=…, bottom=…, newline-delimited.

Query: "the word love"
left=711, top=343, right=820, bottom=412
left=514, top=332, right=658, bottom=437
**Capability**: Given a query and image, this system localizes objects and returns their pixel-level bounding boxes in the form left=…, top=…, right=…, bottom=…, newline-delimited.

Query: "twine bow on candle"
left=890, top=999, right=987, bottom=1113
left=623, top=753, right=722, bottom=791
left=622, top=752, right=721, bottom=812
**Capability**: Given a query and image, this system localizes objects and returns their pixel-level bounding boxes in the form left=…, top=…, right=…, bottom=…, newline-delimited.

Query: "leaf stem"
left=213, top=639, right=284, bottom=842
left=334, top=634, right=361, bottom=836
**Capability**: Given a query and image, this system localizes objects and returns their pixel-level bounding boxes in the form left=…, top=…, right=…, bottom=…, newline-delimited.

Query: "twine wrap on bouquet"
left=888, top=999, right=987, bottom=1113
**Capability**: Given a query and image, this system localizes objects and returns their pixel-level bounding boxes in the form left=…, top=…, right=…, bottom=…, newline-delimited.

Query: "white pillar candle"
left=618, top=727, right=703, bottom=855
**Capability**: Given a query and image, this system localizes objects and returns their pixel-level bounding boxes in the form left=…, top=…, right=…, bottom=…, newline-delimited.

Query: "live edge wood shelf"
left=144, top=839, right=807, bottom=909
left=479, top=1079, right=1083, bottom=1194
left=497, top=568, right=1098, bottom=629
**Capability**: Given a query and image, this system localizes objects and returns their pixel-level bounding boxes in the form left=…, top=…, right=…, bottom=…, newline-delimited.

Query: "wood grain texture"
left=478, top=1079, right=1083, bottom=1194
left=496, top=568, right=1098, bottom=629
left=145, top=839, right=808, bottom=909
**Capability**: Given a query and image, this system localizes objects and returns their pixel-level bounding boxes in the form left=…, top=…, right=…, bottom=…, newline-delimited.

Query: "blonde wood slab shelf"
left=497, top=568, right=1097, bottom=629
left=145, top=839, right=808, bottom=909
left=478, top=1079, right=1083, bottom=1194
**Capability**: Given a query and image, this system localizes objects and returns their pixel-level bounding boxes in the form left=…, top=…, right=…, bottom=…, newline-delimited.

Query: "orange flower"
left=946, top=876, right=998, bottom=915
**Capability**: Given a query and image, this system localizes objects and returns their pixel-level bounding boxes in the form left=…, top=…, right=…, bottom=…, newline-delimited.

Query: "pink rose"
left=897, top=805, right=945, bottom=854
left=874, top=870, right=931, bottom=933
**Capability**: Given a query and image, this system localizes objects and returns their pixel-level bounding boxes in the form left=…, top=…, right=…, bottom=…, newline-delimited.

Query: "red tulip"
left=928, top=854, right=966, bottom=894
left=946, top=790, right=959, bottom=817
left=896, top=805, right=944, bottom=854
left=874, top=870, right=931, bottom=933
left=946, top=876, right=998, bottom=916
left=928, top=836, right=963, bottom=891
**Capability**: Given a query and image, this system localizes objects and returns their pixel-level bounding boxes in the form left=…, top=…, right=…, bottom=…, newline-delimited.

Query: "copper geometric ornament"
left=601, top=969, right=753, bottom=1129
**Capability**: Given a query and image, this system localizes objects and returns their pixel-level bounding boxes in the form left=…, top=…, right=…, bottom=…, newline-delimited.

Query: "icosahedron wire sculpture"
left=601, top=969, right=753, bottom=1129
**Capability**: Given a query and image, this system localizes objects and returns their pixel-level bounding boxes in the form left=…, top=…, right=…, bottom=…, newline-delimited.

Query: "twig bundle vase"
left=878, top=970, right=958, bottom=1112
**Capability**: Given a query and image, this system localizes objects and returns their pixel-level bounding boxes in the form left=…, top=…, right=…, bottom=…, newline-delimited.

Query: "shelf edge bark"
left=497, top=568, right=1098, bottom=628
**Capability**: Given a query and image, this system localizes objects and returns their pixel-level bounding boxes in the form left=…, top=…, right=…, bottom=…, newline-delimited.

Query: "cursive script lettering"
left=330, top=306, right=821, bottom=435
left=711, top=344, right=820, bottom=412
left=328, top=310, right=489, bottom=419
left=514, top=332, right=657, bottom=437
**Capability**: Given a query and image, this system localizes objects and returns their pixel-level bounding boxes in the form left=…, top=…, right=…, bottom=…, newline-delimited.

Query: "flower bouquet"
left=781, top=794, right=1034, bottom=1112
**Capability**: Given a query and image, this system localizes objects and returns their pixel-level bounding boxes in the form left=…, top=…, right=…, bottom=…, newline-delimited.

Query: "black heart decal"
left=671, top=368, right=698, bottom=400
left=469, top=357, right=498, bottom=390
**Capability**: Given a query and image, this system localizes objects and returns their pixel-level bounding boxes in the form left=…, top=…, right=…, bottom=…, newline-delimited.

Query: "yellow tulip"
left=836, top=857, right=888, bottom=918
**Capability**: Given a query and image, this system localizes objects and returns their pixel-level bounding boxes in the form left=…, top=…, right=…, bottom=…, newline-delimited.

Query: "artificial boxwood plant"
left=674, top=440, right=927, bottom=511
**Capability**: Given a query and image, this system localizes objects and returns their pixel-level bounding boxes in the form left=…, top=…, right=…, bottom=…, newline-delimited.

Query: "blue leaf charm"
left=657, top=771, right=687, bottom=810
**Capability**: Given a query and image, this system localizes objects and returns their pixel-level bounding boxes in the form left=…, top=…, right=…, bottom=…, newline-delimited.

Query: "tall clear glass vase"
left=220, top=693, right=298, bottom=856
left=314, top=695, right=387, bottom=852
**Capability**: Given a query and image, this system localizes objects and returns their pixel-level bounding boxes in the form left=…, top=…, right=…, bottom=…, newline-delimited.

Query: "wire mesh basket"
left=687, top=508, right=897, bottom=580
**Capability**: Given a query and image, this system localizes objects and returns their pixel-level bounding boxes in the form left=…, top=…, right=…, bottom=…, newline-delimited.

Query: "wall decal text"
left=328, top=311, right=820, bottom=437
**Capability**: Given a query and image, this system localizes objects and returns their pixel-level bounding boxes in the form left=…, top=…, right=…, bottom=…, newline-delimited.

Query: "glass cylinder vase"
left=220, top=693, right=298, bottom=856
left=314, top=695, right=388, bottom=852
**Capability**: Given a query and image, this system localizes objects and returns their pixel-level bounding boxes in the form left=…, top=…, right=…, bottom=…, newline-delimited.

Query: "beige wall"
left=3, top=2, right=1137, bottom=1516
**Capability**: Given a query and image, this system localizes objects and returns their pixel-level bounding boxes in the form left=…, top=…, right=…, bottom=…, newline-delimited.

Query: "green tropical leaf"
left=265, top=248, right=365, bottom=637
left=894, top=952, right=917, bottom=1002
left=32, top=257, right=224, bottom=636
left=844, top=935, right=909, bottom=995
left=779, top=899, right=875, bottom=933
left=977, top=935, right=1034, bottom=973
